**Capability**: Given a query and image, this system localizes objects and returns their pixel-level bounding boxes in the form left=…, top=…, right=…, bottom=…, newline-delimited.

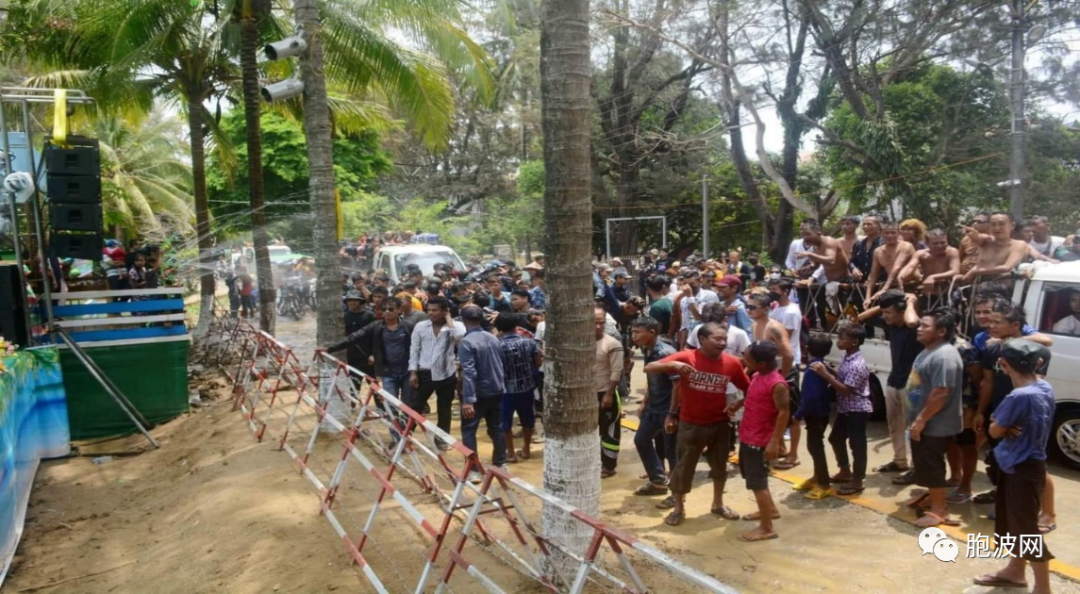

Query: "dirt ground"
left=5, top=314, right=1080, bottom=593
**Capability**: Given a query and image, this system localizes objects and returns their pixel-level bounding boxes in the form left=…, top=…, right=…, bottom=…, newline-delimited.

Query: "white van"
left=827, top=262, right=1080, bottom=469
left=373, top=244, right=466, bottom=284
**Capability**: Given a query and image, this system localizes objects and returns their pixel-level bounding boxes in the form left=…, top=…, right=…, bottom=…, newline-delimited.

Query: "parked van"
left=373, top=244, right=466, bottom=284
left=826, top=261, right=1080, bottom=469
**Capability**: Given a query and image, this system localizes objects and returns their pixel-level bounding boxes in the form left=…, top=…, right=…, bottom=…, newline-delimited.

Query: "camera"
left=264, top=36, right=307, bottom=60
left=261, top=78, right=304, bottom=103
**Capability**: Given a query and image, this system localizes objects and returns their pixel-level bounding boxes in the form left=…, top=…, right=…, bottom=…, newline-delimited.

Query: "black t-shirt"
left=979, top=341, right=1051, bottom=413
left=885, top=324, right=923, bottom=388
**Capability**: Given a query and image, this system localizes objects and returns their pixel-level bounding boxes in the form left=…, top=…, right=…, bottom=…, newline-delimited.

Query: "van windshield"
left=394, top=251, right=464, bottom=276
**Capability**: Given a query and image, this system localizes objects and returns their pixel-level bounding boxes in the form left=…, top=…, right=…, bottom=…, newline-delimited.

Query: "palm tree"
left=538, top=0, right=597, bottom=578
left=232, top=0, right=278, bottom=334
left=96, top=112, right=195, bottom=240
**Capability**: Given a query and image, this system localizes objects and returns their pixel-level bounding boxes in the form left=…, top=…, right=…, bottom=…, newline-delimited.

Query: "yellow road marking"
left=768, top=468, right=1080, bottom=582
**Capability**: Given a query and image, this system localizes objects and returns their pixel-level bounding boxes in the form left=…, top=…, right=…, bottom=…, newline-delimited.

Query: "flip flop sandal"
left=664, top=511, right=685, bottom=526
left=916, top=511, right=961, bottom=527
left=873, top=461, right=908, bottom=473
left=892, top=470, right=916, bottom=485
left=516, top=449, right=531, bottom=460
left=505, top=457, right=520, bottom=464
left=601, top=469, right=617, bottom=479
left=655, top=495, right=676, bottom=510
left=773, top=460, right=801, bottom=470
left=1039, top=523, right=1057, bottom=534
left=634, top=483, right=669, bottom=496
left=738, top=532, right=779, bottom=542
left=836, top=485, right=865, bottom=496
left=973, top=575, right=1027, bottom=588
left=946, top=491, right=972, bottom=504
left=711, top=506, right=739, bottom=520
left=973, top=491, right=996, bottom=504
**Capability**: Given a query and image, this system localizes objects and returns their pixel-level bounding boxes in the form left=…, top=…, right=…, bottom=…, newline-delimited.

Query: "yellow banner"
left=52, top=89, right=68, bottom=145
left=335, top=189, right=343, bottom=241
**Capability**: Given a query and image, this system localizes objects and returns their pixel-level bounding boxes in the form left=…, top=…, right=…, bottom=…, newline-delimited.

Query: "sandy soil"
left=5, top=313, right=1080, bottom=593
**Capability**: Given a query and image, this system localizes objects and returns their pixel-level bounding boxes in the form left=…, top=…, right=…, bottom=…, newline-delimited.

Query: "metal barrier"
left=202, top=315, right=735, bottom=593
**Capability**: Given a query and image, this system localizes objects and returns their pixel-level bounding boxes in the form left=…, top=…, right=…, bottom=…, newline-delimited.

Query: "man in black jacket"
left=342, top=291, right=377, bottom=375
left=326, top=296, right=416, bottom=403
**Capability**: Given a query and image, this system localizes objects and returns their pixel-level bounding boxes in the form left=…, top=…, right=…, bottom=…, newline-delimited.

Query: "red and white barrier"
left=213, top=319, right=736, bottom=593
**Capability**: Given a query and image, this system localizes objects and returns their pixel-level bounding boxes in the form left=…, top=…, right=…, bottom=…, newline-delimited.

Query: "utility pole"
left=701, top=177, right=709, bottom=257
left=1008, top=0, right=1027, bottom=220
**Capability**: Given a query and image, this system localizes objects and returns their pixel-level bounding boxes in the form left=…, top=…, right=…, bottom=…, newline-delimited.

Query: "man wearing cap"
left=341, top=290, right=377, bottom=375
left=610, top=257, right=628, bottom=279
left=714, top=275, right=752, bottom=333
left=677, top=269, right=720, bottom=349
left=458, top=305, right=508, bottom=481
left=974, top=338, right=1055, bottom=591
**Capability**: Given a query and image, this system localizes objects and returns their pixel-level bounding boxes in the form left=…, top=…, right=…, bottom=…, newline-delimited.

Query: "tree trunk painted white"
left=539, top=0, right=597, bottom=582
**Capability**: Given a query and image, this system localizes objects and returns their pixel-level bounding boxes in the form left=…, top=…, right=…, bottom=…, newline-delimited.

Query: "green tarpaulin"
left=60, top=340, right=189, bottom=440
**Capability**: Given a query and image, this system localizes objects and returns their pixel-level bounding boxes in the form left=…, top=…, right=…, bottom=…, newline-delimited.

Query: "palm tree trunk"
left=294, top=0, right=341, bottom=346
left=187, top=97, right=215, bottom=335
left=539, top=0, right=597, bottom=580
left=240, top=1, right=276, bottom=334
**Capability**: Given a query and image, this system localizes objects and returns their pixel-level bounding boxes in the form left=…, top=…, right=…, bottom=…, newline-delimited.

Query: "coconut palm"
left=538, top=0, right=597, bottom=579
left=96, top=112, right=195, bottom=240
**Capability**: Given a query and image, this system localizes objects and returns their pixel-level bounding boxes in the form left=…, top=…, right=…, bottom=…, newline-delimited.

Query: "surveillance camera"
left=265, top=36, right=307, bottom=60
left=261, top=78, right=304, bottom=103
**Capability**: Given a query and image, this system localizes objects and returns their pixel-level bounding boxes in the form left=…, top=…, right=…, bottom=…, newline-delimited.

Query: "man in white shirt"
left=786, top=238, right=809, bottom=273
left=408, top=296, right=465, bottom=439
left=677, top=268, right=719, bottom=342
left=1029, top=215, right=1065, bottom=259
left=767, top=278, right=803, bottom=367
left=1053, top=290, right=1080, bottom=336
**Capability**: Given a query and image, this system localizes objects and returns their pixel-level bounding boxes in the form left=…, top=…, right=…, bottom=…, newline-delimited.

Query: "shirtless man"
left=865, top=219, right=917, bottom=306
left=796, top=219, right=851, bottom=282
left=959, top=213, right=990, bottom=274
left=839, top=216, right=860, bottom=261
left=898, top=228, right=961, bottom=294
left=959, top=211, right=1029, bottom=284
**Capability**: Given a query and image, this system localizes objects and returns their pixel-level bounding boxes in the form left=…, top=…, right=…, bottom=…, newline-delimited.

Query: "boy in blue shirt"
left=974, top=339, right=1054, bottom=592
left=792, top=334, right=835, bottom=500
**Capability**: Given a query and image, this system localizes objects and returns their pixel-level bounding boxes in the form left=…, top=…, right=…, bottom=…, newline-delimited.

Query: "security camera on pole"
left=261, top=33, right=305, bottom=102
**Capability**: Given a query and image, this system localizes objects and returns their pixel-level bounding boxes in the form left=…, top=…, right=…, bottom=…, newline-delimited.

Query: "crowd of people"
left=312, top=211, right=1065, bottom=591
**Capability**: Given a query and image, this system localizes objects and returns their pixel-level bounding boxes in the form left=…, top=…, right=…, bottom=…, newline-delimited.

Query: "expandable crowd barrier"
left=197, top=312, right=737, bottom=594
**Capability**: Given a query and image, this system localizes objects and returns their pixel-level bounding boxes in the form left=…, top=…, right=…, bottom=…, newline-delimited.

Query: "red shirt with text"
left=660, top=350, right=750, bottom=425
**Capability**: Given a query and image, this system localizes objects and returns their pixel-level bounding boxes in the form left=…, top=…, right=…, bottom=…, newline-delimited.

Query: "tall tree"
left=292, top=0, right=339, bottom=347
left=235, top=0, right=277, bottom=334
left=539, top=0, right=597, bottom=578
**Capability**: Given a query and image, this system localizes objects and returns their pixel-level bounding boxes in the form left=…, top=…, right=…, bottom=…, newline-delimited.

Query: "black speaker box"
left=0, top=265, right=28, bottom=310
left=46, top=174, right=101, bottom=203
left=0, top=307, right=30, bottom=346
left=50, top=203, right=103, bottom=232
left=44, top=145, right=101, bottom=177
left=50, top=232, right=103, bottom=260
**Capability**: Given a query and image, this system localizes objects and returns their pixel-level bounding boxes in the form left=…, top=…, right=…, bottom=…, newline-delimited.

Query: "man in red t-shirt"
left=644, top=322, right=751, bottom=526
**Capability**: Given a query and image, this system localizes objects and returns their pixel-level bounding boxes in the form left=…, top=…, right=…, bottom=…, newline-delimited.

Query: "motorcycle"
left=277, top=280, right=306, bottom=321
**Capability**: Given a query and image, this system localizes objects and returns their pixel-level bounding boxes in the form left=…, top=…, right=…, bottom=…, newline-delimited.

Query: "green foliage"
left=821, top=62, right=1012, bottom=225
left=207, top=111, right=392, bottom=238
